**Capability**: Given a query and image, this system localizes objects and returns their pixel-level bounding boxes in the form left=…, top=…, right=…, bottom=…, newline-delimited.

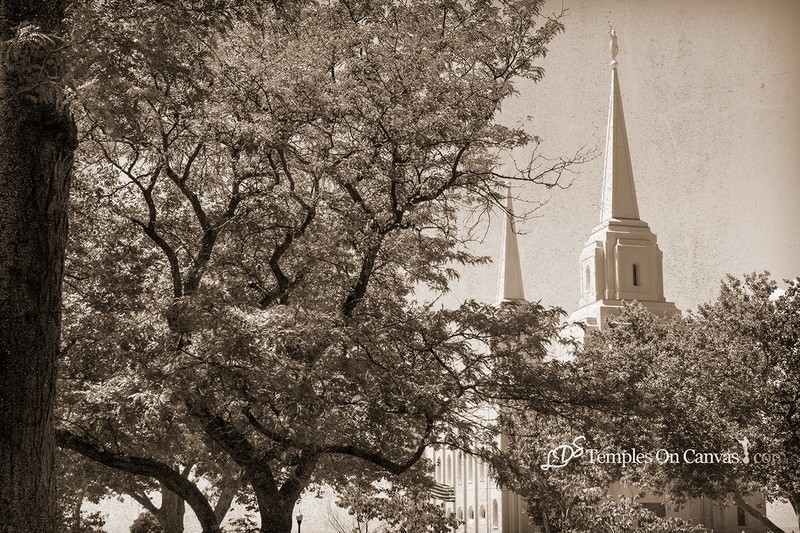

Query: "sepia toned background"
left=452, top=0, right=800, bottom=316
left=94, top=0, right=800, bottom=531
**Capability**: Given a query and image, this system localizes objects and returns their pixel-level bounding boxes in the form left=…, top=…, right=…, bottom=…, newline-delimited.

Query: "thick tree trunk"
left=158, top=489, right=186, bottom=533
left=248, top=480, right=296, bottom=533
left=251, top=452, right=318, bottom=533
left=0, top=2, right=73, bottom=531
left=213, top=485, right=237, bottom=524
left=255, top=494, right=294, bottom=533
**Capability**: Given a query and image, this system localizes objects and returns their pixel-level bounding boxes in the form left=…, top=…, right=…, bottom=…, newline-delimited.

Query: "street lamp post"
left=296, top=513, right=303, bottom=533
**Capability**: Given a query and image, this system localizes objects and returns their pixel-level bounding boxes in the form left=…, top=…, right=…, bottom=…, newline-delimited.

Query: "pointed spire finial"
left=497, top=184, right=525, bottom=303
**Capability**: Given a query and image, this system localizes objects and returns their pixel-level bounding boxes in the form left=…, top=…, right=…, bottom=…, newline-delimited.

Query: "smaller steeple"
left=497, top=185, right=525, bottom=303
left=600, top=31, right=640, bottom=223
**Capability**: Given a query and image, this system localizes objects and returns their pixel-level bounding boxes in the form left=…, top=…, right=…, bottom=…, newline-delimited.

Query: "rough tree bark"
left=159, top=484, right=187, bottom=533
left=0, top=1, right=73, bottom=531
left=255, top=497, right=294, bottom=533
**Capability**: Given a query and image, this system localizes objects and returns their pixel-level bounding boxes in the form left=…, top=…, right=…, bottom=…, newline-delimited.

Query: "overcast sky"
left=448, top=0, right=800, bottom=314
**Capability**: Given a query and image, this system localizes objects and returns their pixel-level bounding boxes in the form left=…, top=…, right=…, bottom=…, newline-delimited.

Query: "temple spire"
left=600, top=31, right=640, bottom=223
left=568, top=33, right=678, bottom=330
left=497, top=185, right=525, bottom=303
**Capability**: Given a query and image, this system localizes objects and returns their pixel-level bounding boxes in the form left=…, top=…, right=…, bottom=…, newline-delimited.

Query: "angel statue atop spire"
left=610, top=28, right=618, bottom=61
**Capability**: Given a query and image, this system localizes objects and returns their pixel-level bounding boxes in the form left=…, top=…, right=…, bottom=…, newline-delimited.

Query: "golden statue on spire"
left=609, top=28, right=618, bottom=62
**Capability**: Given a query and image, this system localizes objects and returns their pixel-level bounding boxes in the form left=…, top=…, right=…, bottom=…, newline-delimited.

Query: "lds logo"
left=541, top=436, right=586, bottom=471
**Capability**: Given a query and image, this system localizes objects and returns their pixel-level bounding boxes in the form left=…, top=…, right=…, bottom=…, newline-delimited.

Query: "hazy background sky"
left=448, top=0, right=800, bottom=314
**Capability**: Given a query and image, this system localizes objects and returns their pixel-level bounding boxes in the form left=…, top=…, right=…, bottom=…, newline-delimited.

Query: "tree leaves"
left=512, top=274, right=799, bottom=531
left=58, top=0, right=578, bottom=530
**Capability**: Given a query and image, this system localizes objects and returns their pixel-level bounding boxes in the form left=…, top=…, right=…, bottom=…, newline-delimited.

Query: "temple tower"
left=569, top=40, right=678, bottom=330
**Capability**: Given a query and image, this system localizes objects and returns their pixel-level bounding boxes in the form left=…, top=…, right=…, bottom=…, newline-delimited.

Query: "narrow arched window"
left=468, top=507, right=474, bottom=520
left=584, top=265, right=591, bottom=291
left=446, top=455, right=452, bottom=484
left=632, top=264, right=639, bottom=287
left=467, top=456, right=473, bottom=482
left=480, top=505, right=486, bottom=519
left=492, top=500, right=499, bottom=527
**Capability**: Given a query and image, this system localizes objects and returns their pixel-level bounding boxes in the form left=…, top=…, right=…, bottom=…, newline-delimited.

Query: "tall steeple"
left=569, top=31, right=678, bottom=329
left=600, top=61, right=640, bottom=222
left=497, top=185, right=526, bottom=303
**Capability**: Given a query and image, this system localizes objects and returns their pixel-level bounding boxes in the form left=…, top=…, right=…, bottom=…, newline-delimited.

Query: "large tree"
left=55, top=1, right=589, bottom=532
left=0, top=1, right=75, bottom=530
left=656, top=273, right=799, bottom=532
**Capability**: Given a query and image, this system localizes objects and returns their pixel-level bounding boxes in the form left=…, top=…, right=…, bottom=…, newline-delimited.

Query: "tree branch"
left=342, top=238, right=384, bottom=317
left=164, top=143, right=209, bottom=230
left=185, top=399, right=279, bottom=499
left=319, top=438, right=429, bottom=476
left=56, top=429, right=221, bottom=533
left=278, top=450, right=319, bottom=501
left=733, top=485, right=787, bottom=533
left=321, top=413, right=434, bottom=475
left=243, top=407, right=431, bottom=476
left=213, top=485, right=238, bottom=525
left=126, top=489, right=159, bottom=515
left=125, top=165, right=183, bottom=298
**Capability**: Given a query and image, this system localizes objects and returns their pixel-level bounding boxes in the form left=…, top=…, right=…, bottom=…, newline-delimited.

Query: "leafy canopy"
left=58, top=0, right=584, bottom=531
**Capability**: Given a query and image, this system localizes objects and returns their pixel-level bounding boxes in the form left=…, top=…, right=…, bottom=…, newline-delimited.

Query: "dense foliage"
left=56, top=1, right=586, bottom=531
